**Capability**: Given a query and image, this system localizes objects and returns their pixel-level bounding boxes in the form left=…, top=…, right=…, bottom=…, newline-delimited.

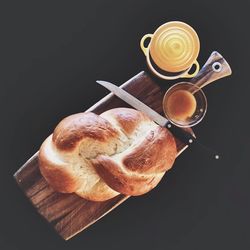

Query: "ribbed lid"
left=150, top=21, right=200, bottom=72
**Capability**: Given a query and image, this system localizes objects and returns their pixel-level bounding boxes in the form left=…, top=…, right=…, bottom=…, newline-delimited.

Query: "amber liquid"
left=165, top=90, right=197, bottom=121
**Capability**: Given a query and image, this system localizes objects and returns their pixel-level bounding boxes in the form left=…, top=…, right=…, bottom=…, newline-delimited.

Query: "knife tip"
left=96, top=80, right=107, bottom=86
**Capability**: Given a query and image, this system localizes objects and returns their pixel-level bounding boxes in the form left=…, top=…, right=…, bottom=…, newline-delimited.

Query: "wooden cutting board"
left=13, top=52, right=231, bottom=240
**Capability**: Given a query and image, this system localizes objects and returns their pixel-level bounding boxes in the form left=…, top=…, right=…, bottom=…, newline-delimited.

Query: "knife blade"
left=96, top=80, right=196, bottom=146
left=97, top=80, right=169, bottom=127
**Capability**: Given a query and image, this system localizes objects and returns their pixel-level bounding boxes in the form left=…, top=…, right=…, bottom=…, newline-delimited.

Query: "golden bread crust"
left=123, top=127, right=176, bottom=174
left=93, top=126, right=176, bottom=195
left=38, top=108, right=177, bottom=201
left=39, top=135, right=80, bottom=193
left=53, top=112, right=118, bottom=151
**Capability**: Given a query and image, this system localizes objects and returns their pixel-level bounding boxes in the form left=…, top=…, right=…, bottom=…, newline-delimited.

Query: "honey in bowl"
left=163, top=82, right=207, bottom=128
left=165, top=90, right=197, bottom=121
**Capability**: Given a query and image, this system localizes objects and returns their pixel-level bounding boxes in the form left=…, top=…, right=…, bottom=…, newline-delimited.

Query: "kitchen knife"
left=96, top=51, right=232, bottom=153
left=96, top=80, right=196, bottom=146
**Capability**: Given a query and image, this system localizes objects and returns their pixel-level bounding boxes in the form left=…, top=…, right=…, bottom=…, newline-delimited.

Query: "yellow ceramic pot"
left=140, top=21, right=200, bottom=80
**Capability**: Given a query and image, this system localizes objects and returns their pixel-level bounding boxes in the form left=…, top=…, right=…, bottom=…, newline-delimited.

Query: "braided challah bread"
left=38, top=108, right=177, bottom=201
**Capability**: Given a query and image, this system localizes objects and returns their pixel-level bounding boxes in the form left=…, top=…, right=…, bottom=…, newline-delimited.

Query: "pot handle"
left=182, top=60, right=200, bottom=78
left=140, top=34, right=153, bottom=56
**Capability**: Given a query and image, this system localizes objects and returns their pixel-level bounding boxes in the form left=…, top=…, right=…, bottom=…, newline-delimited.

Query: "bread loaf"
left=38, top=108, right=177, bottom=201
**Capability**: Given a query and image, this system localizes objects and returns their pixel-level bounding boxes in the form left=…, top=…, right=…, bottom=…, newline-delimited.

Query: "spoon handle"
left=190, top=51, right=232, bottom=89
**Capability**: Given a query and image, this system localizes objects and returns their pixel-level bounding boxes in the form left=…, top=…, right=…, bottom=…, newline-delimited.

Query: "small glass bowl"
left=163, top=82, right=207, bottom=128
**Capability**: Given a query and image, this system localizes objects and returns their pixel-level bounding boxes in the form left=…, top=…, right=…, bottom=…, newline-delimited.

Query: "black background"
left=1, top=1, right=249, bottom=249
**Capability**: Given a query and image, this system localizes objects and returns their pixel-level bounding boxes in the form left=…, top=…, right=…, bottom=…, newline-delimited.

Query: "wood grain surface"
left=13, top=51, right=232, bottom=240
left=14, top=71, right=189, bottom=240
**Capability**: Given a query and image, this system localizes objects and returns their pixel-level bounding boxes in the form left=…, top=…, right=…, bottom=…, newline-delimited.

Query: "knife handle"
left=166, top=123, right=195, bottom=145
left=166, top=123, right=220, bottom=159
